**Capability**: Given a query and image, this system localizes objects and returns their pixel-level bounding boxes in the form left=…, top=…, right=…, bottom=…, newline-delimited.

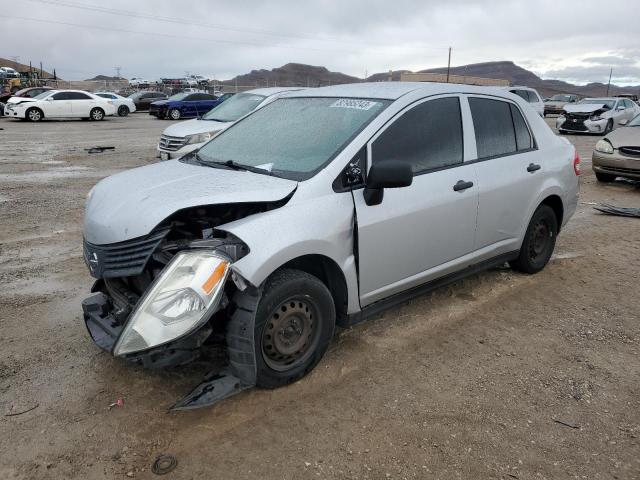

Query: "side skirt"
left=345, top=251, right=519, bottom=327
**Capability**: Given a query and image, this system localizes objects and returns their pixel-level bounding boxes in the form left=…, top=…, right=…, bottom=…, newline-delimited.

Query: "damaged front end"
left=81, top=203, right=276, bottom=410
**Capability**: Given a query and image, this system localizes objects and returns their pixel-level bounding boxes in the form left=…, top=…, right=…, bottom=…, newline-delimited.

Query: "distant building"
left=399, top=72, right=510, bottom=86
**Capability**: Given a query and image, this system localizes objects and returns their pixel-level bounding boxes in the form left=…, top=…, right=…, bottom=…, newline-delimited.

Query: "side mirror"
left=363, top=161, right=413, bottom=206
left=45, top=97, right=54, bottom=101
left=617, top=106, right=625, bottom=111
left=619, top=119, right=629, bottom=126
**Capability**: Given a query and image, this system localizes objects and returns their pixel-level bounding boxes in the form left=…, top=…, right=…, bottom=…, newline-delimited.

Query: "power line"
left=4, top=15, right=347, bottom=53
left=23, top=0, right=450, bottom=51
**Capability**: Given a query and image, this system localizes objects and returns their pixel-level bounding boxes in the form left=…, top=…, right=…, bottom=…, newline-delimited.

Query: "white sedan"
left=95, top=91, right=137, bottom=116
left=4, top=89, right=116, bottom=121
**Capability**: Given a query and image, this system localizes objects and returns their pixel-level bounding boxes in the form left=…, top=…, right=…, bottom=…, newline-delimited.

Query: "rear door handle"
left=527, top=163, right=541, bottom=173
left=453, top=180, right=474, bottom=191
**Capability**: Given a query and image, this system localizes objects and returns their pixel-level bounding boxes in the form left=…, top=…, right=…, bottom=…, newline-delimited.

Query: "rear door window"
left=469, top=97, right=528, bottom=158
left=67, top=92, right=92, bottom=100
left=372, top=96, right=463, bottom=174
left=510, top=104, right=533, bottom=151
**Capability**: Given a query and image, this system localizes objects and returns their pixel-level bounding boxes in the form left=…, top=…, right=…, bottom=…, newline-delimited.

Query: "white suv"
left=157, top=87, right=303, bottom=160
left=498, top=86, right=544, bottom=117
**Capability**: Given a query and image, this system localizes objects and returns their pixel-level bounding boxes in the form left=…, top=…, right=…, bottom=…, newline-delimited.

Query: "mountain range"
left=221, top=61, right=639, bottom=98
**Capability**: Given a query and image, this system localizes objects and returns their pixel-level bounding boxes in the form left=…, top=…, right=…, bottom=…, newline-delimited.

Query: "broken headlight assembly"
left=589, top=113, right=604, bottom=121
left=595, top=139, right=614, bottom=154
left=113, top=251, right=230, bottom=356
left=186, top=130, right=222, bottom=144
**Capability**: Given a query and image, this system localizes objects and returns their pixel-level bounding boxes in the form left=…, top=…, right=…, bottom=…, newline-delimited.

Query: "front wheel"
left=26, top=107, right=43, bottom=122
left=117, top=105, right=129, bottom=117
left=510, top=204, right=558, bottom=274
left=168, top=108, right=181, bottom=120
left=90, top=107, right=105, bottom=121
left=229, top=269, right=336, bottom=389
left=595, top=172, right=616, bottom=182
left=604, top=119, right=613, bottom=134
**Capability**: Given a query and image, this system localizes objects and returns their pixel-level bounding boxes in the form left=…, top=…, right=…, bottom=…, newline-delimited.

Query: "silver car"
left=82, top=83, right=579, bottom=409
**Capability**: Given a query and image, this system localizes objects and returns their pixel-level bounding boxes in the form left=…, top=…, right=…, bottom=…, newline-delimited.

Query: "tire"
left=595, top=172, right=616, bottom=182
left=510, top=204, right=558, bottom=274
left=604, top=119, right=613, bottom=134
left=117, top=105, right=129, bottom=117
left=229, top=269, right=336, bottom=389
left=90, top=107, right=105, bottom=121
left=26, top=107, right=43, bottom=122
left=168, top=108, right=181, bottom=120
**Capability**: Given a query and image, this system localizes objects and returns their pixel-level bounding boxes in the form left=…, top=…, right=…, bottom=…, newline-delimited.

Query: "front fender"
left=218, top=191, right=361, bottom=314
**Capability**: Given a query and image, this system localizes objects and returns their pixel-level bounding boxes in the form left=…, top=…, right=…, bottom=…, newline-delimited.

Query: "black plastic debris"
left=593, top=203, right=640, bottom=218
left=85, top=146, right=116, bottom=154
left=152, top=455, right=178, bottom=475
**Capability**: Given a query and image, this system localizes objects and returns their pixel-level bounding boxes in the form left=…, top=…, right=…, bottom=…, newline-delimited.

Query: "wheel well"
left=278, top=255, right=349, bottom=326
left=25, top=106, right=43, bottom=118
left=541, top=195, right=564, bottom=230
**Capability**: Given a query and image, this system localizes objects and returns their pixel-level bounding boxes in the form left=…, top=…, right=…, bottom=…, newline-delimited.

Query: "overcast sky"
left=2, top=0, right=639, bottom=85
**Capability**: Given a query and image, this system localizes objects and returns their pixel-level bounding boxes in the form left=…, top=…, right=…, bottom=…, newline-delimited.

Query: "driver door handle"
left=527, top=163, right=541, bottom=173
left=453, top=180, right=474, bottom=191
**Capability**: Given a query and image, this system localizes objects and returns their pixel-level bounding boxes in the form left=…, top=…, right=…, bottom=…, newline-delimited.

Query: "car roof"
left=283, top=82, right=540, bottom=100
left=242, top=86, right=306, bottom=97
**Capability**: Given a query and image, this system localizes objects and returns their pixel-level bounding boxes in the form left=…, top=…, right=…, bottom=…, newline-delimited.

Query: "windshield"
left=550, top=94, right=572, bottom=102
left=33, top=91, right=54, bottom=100
left=168, top=92, right=189, bottom=101
left=197, top=97, right=390, bottom=180
left=628, top=113, right=640, bottom=126
left=202, top=93, right=265, bottom=122
left=579, top=99, right=615, bottom=108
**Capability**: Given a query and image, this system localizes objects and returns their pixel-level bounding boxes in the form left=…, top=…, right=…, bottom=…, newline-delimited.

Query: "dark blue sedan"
left=149, top=92, right=231, bottom=120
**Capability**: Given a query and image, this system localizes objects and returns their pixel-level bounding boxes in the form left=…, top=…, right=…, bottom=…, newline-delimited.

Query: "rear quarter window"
left=469, top=97, right=535, bottom=159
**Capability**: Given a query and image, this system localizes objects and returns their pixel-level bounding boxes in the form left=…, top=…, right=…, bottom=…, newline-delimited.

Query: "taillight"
left=573, top=149, right=581, bottom=176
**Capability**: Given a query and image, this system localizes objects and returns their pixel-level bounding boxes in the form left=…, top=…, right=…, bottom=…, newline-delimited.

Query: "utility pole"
left=114, top=66, right=121, bottom=79
left=605, top=68, right=613, bottom=96
left=10, top=55, right=20, bottom=66
left=446, top=47, right=452, bottom=83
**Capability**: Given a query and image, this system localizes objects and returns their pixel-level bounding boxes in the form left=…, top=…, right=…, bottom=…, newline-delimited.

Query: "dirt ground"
left=0, top=112, right=638, bottom=480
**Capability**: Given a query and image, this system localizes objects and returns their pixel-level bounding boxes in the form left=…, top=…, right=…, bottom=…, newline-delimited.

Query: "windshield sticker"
left=330, top=99, right=380, bottom=111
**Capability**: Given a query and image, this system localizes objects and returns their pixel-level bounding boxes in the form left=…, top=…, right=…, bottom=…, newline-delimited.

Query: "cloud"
left=1, top=0, right=639, bottom=85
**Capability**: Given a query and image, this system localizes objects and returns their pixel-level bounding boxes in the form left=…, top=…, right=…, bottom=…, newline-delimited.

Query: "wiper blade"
left=199, top=158, right=273, bottom=176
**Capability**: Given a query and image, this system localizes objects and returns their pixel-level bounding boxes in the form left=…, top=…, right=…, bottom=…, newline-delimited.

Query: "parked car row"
left=3, top=89, right=116, bottom=121
left=129, top=75, right=211, bottom=88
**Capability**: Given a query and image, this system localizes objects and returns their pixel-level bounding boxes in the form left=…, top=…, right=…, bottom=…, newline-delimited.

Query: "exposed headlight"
left=590, top=113, right=603, bottom=121
left=113, top=251, right=230, bottom=356
left=595, top=139, right=614, bottom=154
left=186, top=130, right=222, bottom=144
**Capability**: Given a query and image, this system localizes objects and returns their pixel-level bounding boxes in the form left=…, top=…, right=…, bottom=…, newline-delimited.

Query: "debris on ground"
left=594, top=203, right=640, bottom=218
left=4, top=403, right=39, bottom=417
left=152, top=454, right=178, bottom=475
left=85, top=146, right=116, bottom=154
left=108, top=398, right=125, bottom=409
left=552, top=418, right=580, bottom=429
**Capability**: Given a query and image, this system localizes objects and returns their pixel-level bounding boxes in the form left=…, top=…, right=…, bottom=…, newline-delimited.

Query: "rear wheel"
left=168, top=108, right=181, bottom=120
left=595, top=172, right=616, bottom=182
left=229, top=269, right=336, bottom=389
left=117, top=105, right=130, bottom=117
left=26, top=107, right=43, bottom=122
left=510, top=204, right=558, bottom=274
left=90, top=107, right=105, bottom=121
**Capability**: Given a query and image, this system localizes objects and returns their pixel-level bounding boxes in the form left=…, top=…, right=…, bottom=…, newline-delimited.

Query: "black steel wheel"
left=117, top=105, right=129, bottom=117
left=229, top=269, right=336, bottom=389
left=510, top=204, right=558, bottom=274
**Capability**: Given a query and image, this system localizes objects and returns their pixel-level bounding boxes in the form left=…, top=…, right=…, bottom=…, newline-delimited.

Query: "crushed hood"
left=563, top=104, right=607, bottom=114
left=84, top=159, right=297, bottom=245
left=162, top=118, right=234, bottom=138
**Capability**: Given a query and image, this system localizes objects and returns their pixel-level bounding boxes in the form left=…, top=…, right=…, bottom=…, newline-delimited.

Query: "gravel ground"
left=0, top=113, right=639, bottom=480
